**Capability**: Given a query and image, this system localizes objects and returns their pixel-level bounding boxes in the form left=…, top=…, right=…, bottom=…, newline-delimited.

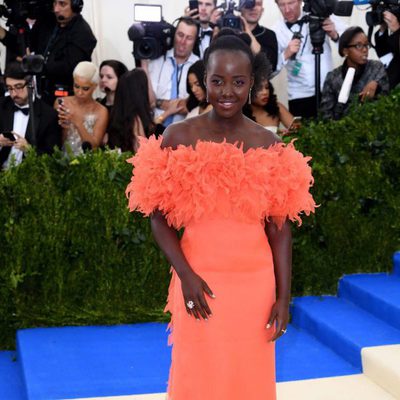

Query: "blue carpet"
left=276, top=325, right=359, bottom=382
left=18, top=323, right=171, bottom=399
left=0, top=351, right=26, bottom=400
left=16, top=321, right=360, bottom=399
left=291, top=296, right=400, bottom=369
left=339, top=273, right=400, bottom=330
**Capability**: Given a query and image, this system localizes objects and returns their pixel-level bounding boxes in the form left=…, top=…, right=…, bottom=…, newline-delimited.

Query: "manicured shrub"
left=1, top=89, right=399, bottom=349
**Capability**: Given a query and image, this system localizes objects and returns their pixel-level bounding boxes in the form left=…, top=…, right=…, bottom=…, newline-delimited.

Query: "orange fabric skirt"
left=166, top=218, right=277, bottom=400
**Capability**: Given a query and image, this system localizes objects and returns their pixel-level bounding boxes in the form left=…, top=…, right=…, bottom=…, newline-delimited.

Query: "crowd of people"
left=0, top=0, right=399, bottom=169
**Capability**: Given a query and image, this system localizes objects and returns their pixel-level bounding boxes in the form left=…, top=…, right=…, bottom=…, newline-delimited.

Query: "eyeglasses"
left=73, top=83, right=92, bottom=92
left=6, top=83, right=27, bottom=93
left=346, top=43, right=371, bottom=50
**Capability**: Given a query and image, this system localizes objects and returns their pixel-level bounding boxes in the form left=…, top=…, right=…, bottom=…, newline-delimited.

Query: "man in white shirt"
left=143, top=17, right=200, bottom=127
left=0, top=62, right=61, bottom=169
left=273, top=0, right=346, bottom=118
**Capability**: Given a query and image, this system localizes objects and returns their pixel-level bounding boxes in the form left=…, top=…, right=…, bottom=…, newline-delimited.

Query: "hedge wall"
left=1, top=90, right=399, bottom=349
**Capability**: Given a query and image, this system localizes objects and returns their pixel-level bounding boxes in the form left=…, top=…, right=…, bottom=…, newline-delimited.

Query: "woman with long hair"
left=98, top=59, right=128, bottom=112
left=107, top=68, right=154, bottom=153
left=185, top=60, right=212, bottom=119
left=243, top=53, right=296, bottom=135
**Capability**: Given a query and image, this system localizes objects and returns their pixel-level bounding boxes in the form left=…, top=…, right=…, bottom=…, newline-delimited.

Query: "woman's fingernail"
left=266, top=323, right=271, bottom=329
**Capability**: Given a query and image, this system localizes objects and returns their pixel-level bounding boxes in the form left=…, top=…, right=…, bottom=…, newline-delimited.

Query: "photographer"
left=240, top=0, right=278, bottom=71
left=273, top=0, right=346, bottom=118
left=142, top=17, right=199, bottom=128
left=185, top=0, right=221, bottom=58
left=375, top=11, right=400, bottom=89
left=35, top=0, right=97, bottom=105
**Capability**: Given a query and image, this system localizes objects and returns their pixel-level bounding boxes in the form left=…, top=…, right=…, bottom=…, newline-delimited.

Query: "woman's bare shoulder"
left=161, top=118, right=202, bottom=150
left=245, top=118, right=282, bottom=150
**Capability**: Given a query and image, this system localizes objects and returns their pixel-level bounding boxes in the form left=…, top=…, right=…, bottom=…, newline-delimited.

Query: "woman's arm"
left=265, top=219, right=292, bottom=341
left=278, top=102, right=295, bottom=129
left=150, top=210, right=215, bottom=320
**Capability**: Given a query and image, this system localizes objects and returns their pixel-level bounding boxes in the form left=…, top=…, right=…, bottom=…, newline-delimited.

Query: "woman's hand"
left=360, top=80, right=378, bottom=102
left=266, top=298, right=290, bottom=342
left=180, top=270, right=215, bottom=321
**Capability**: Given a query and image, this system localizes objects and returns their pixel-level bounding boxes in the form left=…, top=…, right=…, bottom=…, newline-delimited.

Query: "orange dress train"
left=126, top=136, right=315, bottom=400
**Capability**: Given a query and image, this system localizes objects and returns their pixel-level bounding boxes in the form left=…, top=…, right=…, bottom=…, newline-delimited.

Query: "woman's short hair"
left=73, top=61, right=99, bottom=84
left=203, top=28, right=254, bottom=72
left=338, top=26, right=365, bottom=57
left=99, top=59, right=128, bottom=79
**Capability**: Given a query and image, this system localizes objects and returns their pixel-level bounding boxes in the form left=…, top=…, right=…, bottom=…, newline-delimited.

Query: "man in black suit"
left=0, top=62, right=61, bottom=169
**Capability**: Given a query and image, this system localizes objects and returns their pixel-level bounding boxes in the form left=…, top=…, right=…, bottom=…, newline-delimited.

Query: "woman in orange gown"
left=126, top=31, right=315, bottom=400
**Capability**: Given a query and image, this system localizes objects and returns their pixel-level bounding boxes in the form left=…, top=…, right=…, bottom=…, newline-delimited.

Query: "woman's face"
left=344, top=32, right=369, bottom=68
left=252, top=79, right=270, bottom=107
left=188, top=72, right=206, bottom=103
left=73, top=76, right=96, bottom=100
left=99, top=65, right=118, bottom=93
left=206, top=50, right=253, bottom=118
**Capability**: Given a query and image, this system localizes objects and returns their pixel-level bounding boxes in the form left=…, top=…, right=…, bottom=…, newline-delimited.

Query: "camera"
left=300, top=0, right=353, bottom=52
left=366, top=0, right=400, bottom=26
left=128, top=4, right=174, bottom=60
left=220, top=0, right=255, bottom=31
left=0, top=0, right=52, bottom=27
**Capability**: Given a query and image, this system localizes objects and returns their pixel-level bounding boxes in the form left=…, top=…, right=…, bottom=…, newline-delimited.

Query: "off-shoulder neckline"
left=156, top=137, right=286, bottom=155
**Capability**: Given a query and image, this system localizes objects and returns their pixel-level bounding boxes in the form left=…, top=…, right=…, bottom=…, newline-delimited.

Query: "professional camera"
left=128, top=4, right=174, bottom=60
left=366, top=0, right=400, bottom=26
left=301, top=0, right=353, bottom=53
left=0, top=0, right=52, bottom=27
left=220, top=0, right=255, bottom=31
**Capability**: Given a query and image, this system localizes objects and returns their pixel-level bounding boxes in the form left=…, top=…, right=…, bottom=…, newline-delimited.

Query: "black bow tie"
left=286, top=21, right=300, bottom=29
left=201, top=30, right=212, bottom=39
left=13, top=105, right=29, bottom=116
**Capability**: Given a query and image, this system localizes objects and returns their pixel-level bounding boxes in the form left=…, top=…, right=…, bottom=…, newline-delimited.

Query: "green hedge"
left=1, top=90, right=400, bottom=349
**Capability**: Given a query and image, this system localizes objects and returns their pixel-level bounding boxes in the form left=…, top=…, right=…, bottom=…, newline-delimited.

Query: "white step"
left=71, top=373, right=396, bottom=400
left=362, top=344, right=400, bottom=399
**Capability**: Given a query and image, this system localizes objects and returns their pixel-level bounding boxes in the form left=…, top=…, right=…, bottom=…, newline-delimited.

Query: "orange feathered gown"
left=126, top=136, right=315, bottom=400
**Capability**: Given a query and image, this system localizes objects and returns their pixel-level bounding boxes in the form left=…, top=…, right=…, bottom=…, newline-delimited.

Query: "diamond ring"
left=186, top=300, right=195, bottom=309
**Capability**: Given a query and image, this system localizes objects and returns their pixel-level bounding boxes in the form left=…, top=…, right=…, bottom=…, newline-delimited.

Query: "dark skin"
left=150, top=49, right=291, bottom=341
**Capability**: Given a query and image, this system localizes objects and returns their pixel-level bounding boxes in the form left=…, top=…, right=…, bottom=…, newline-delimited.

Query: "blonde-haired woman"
left=55, top=61, right=108, bottom=155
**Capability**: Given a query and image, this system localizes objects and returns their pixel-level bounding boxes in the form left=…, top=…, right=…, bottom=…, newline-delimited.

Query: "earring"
left=248, top=88, right=252, bottom=105
left=206, top=90, right=209, bottom=103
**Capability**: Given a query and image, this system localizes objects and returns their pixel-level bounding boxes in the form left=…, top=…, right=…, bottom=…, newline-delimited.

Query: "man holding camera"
left=0, top=62, right=61, bottom=170
left=273, top=0, right=346, bottom=118
left=142, top=17, right=199, bottom=128
left=185, top=0, right=221, bottom=58
left=375, top=10, right=400, bottom=89
left=0, top=0, right=96, bottom=105
left=240, top=0, right=278, bottom=71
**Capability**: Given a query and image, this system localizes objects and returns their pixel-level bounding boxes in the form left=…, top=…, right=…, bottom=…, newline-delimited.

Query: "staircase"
left=1, top=252, right=400, bottom=400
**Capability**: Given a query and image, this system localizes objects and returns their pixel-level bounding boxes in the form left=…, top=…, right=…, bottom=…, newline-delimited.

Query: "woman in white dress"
left=185, top=60, right=212, bottom=119
left=55, top=62, right=108, bottom=155
left=243, top=53, right=296, bottom=135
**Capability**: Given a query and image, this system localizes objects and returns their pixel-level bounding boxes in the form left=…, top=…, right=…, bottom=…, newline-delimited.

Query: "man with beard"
left=142, top=17, right=199, bottom=127
left=0, top=62, right=61, bottom=169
